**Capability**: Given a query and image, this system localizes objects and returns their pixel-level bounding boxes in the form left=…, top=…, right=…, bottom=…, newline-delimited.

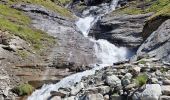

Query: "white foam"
left=92, top=39, right=128, bottom=64
left=76, top=16, right=98, bottom=37
left=28, top=64, right=108, bottom=100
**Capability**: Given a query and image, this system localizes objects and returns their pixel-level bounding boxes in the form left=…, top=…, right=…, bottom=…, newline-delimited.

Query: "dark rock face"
left=83, top=0, right=111, bottom=6
left=13, top=4, right=97, bottom=70
left=142, top=15, right=170, bottom=40
left=136, top=19, right=170, bottom=62
left=89, top=13, right=153, bottom=49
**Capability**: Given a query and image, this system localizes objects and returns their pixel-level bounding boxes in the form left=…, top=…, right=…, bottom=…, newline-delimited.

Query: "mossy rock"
left=12, top=84, right=34, bottom=96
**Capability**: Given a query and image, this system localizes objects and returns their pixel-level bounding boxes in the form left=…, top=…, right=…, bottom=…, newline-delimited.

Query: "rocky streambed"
left=0, top=0, right=170, bottom=100
left=43, top=58, right=170, bottom=100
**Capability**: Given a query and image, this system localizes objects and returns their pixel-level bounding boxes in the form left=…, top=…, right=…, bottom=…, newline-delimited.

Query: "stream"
left=28, top=0, right=132, bottom=99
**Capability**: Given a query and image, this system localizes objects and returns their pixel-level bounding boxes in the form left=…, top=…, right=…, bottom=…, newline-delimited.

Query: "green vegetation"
left=115, top=0, right=170, bottom=17
left=12, top=83, right=34, bottom=96
left=149, top=3, right=170, bottom=19
left=0, top=4, right=55, bottom=50
left=135, top=74, right=148, bottom=86
left=9, top=0, right=73, bottom=18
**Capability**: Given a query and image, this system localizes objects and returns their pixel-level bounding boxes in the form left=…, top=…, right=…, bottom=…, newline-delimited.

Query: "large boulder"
left=140, top=84, right=162, bottom=100
left=105, top=75, right=121, bottom=87
left=136, top=19, right=170, bottom=62
left=84, top=93, right=104, bottom=100
left=89, top=13, right=153, bottom=49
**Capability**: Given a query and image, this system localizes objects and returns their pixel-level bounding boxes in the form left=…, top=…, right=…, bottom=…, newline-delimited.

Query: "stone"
left=110, top=94, right=122, bottom=100
left=0, top=95, right=4, bottom=100
left=125, top=83, right=137, bottom=90
left=132, top=92, right=141, bottom=100
left=50, top=96, right=62, bottom=100
left=104, top=95, right=109, bottom=100
left=50, top=91, right=67, bottom=98
left=132, top=66, right=141, bottom=75
left=121, top=79, right=131, bottom=86
left=70, top=82, right=84, bottom=95
left=105, top=75, right=121, bottom=87
left=63, top=96, right=77, bottom=100
left=161, top=86, right=170, bottom=95
left=136, top=19, right=170, bottom=63
left=140, top=84, right=162, bottom=100
left=86, top=86, right=110, bottom=95
left=160, top=96, right=170, bottom=100
left=150, top=78, right=159, bottom=84
left=84, top=93, right=104, bottom=100
left=163, top=80, right=170, bottom=85
left=124, top=73, right=132, bottom=80
left=156, top=70, right=162, bottom=76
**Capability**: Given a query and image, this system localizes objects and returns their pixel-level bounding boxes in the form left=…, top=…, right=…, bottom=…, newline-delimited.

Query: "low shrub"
left=135, top=74, right=148, bottom=87
left=12, top=84, right=34, bottom=96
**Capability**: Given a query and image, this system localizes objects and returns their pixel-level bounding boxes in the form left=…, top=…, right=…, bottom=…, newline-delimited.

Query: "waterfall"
left=92, top=39, right=127, bottom=64
left=28, top=0, right=130, bottom=99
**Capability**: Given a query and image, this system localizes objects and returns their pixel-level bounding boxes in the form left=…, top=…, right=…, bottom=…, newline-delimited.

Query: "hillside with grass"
left=0, top=0, right=73, bottom=50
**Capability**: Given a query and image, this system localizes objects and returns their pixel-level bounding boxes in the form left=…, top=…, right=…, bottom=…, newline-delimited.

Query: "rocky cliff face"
left=136, top=19, right=170, bottom=63
left=0, top=0, right=170, bottom=100
left=13, top=4, right=97, bottom=70
left=89, top=13, right=153, bottom=49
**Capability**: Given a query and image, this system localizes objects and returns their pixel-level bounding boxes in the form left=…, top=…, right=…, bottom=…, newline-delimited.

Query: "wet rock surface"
left=89, top=13, right=153, bottom=49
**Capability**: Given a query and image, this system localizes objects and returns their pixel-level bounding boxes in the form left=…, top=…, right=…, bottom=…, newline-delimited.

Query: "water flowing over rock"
left=13, top=3, right=98, bottom=69
left=28, top=0, right=132, bottom=99
left=89, top=13, right=153, bottom=49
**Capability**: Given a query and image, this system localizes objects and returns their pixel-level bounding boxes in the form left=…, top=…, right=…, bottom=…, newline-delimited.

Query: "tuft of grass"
left=12, top=83, right=34, bottom=96
left=135, top=74, right=148, bottom=86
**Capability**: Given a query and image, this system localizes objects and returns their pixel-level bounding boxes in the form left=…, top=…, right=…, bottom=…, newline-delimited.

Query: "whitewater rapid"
left=28, top=0, right=130, bottom=99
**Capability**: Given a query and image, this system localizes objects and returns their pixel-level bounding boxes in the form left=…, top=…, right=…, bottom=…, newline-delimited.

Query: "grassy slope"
left=0, top=0, right=74, bottom=51
left=114, top=0, right=170, bottom=18
left=0, top=4, right=55, bottom=50
left=9, top=0, right=73, bottom=18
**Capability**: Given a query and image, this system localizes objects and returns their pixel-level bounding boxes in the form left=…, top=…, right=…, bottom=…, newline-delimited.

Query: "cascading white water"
left=92, top=39, right=127, bottom=64
left=76, top=16, right=98, bottom=37
left=28, top=0, right=130, bottom=99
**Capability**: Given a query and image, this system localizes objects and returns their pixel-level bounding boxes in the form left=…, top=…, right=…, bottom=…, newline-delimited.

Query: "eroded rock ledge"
left=89, top=13, right=153, bottom=49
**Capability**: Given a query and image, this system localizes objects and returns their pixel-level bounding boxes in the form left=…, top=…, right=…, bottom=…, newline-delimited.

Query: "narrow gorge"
left=0, top=0, right=170, bottom=100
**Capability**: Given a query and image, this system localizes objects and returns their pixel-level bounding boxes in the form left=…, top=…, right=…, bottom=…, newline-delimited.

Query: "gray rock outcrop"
left=12, top=4, right=98, bottom=70
left=136, top=19, right=170, bottom=62
left=89, top=13, right=153, bottom=49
